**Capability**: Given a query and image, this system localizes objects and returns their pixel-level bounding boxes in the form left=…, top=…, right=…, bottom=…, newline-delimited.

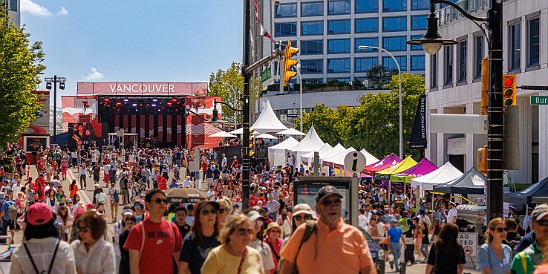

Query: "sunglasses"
left=494, top=227, right=508, bottom=233
left=201, top=209, right=218, bottom=216
left=78, top=227, right=89, bottom=233
left=294, top=215, right=312, bottom=221
left=238, top=228, right=254, bottom=235
left=320, top=199, right=342, bottom=207
left=269, top=229, right=281, bottom=233
left=153, top=198, right=167, bottom=204
left=218, top=208, right=229, bottom=214
left=537, top=219, right=548, bottom=226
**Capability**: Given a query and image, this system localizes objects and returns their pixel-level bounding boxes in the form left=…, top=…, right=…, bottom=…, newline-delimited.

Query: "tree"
left=0, top=7, right=45, bottom=149
left=208, top=62, right=244, bottom=127
left=365, top=64, right=398, bottom=90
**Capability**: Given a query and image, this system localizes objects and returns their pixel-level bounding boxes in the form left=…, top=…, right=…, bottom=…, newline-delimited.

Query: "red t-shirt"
left=124, top=219, right=182, bottom=274
left=157, top=176, right=167, bottom=190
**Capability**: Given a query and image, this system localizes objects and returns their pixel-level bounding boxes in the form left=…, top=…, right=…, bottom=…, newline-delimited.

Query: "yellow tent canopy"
left=374, top=156, right=417, bottom=180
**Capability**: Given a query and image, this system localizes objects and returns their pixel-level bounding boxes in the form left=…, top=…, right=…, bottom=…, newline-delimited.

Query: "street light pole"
left=358, top=45, right=403, bottom=159
left=242, top=0, right=252, bottom=209
left=45, top=75, right=66, bottom=143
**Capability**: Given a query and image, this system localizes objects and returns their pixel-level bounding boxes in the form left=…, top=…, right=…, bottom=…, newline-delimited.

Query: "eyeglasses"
left=319, top=199, right=342, bottom=207
left=238, top=228, right=254, bottom=235
left=201, top=209, right=218, bottom=216
left=537, top=219, right=548, bottom=226
left=153, top=198, right=167, bottom=204
left=218, top=208, right=229, bottom=214
left=269, top=229, right=281, bottom=233
left=495, top=227, right=508, bottom=233
left=294, top=215, right=312, bottom=221
left=78, top=227, right=89, bottom=233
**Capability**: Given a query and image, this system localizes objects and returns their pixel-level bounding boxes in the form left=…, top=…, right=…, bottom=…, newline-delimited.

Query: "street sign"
left=531, top=96, right=548, bottom=105
left=344, top=151, right=366, bottom=174
left=457, top=232, right=478, bottom=257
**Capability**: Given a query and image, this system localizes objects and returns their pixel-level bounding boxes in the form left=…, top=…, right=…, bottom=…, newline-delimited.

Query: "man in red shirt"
left=124, top=189, right=182, bottom=274
left=156, top=174, right=167, bottom=190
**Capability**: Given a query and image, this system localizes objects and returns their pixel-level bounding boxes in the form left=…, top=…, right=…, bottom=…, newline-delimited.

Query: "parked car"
left=359, top=227, right=385, bottom=274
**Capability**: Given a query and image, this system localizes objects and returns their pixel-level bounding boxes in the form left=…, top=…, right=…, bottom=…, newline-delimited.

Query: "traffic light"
left=249, top=136, right=254, bottom=157
left=502, top=74, right=516, bottom=107
left=480, top=57, right=488, bottom=115
left=477, top=145, right=487, bottom=174
left=283, top=41, right=299, bottom=87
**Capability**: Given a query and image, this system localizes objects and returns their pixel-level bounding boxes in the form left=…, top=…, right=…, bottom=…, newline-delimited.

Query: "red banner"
left=77, top=82, right=207, bottom=96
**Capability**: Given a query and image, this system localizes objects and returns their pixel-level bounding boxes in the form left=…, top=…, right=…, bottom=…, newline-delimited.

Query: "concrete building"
left=425, top=0, right=547, bottom=184
left=4, top=0, right=21, bottom=27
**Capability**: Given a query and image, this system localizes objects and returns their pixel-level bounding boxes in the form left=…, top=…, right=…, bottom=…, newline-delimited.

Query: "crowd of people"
left=1, top=141, right=548, bottom=273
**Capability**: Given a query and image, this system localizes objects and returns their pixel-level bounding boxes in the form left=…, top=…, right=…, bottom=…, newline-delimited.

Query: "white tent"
left=360, top=149, right=379, bottom=166
left=251, top=100, right=288, bottom=133
left=277, top=128, right=305, bottom=136
left=301, top=143, right=333, bottom=164
left=323, top=147, right=357, bottom=166
left=268, top=137, right=299, bottom=167
left=288, top=126, right=325, bottom=164
left=411, top=161, right=464, bottom=190
left=319, top=143, right=346, bottom=161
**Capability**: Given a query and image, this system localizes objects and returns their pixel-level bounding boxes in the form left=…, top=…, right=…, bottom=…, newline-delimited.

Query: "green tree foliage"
left=303, top=73, right=425, bottom=159
left=208, top=62, right=244, bottom=126
left=0, top=8, right=45, bottom=148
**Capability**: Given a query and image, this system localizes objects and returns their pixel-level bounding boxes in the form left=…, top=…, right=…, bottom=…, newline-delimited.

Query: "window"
left=328, top=20, right=351, bottom=34
left=528, top=17, right=540, bottom=67
left=474, top=36, right=484, bottom=79
left=328, top=58, right=351, bottom=73
left=303, top=78, right=323, bottom=84
left=383, top=17, right=407, bottom=32
left=328, top=39, right=351, bottom=53
left=302, top=2, right=324, bottom=17
left=328, top=0, right=351, bottom=15
left=355, top=37, right=378, bottom=52
left=411, top=0, right=429, bottom=10
left=444, top=46, right=454, bottom=86
left=301, top=21, right=323, bottom=36
left=356, top=0, right=378, bottom=13
left=410, top=35, right=422, bottom=51
left=508, top=23, right=521, bottom=71
left=356, top=18, right=379, bottom=33
left=458, top=40, right=467, bottom=83
left=355, top=57, right=379, bottom=72
left=411, top=55, right=425, bottom=70
left=383, top=0, right=406, bottom=12
left=301, top=59, right=323, bottom=74
left=383, top=56, right=407, bottom=71
left=383, top=36, right=407, bottom=51
left=275, top=22, right=297, bottom=37
left=275, top=3, right=297, bottom=18
left=9, top=0, right=18, bottom=12
left=280, top=40, right=298, bottom=51
left=328, top=78, right=351, bottom=83
left=411, top=15, right=427, bottom=30
left=301, top=40, right=323, bottom=55
left=431, top=54, right=438, bottom=88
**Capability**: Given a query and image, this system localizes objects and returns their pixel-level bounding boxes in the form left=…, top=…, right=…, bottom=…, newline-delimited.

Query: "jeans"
left=420, top=243, right=429, bottom=259
left=404, top=242, right=415, bottom=263
left=390, top=242, right=402, bottom=270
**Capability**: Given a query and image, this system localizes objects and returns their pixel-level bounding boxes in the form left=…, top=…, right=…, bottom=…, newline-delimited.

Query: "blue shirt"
left=387, top=226, right=403, bottom=243
left=2, top=201, right=14, bottom=221
left=477, top=243, right=513, bottom=274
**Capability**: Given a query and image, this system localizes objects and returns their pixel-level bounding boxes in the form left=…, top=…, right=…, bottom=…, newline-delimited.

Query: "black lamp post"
left=407, top=0, right=504, bottom=221
left=44, top=75, right=66, bottom=143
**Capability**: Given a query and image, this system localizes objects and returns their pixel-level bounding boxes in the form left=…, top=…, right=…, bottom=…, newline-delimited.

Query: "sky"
left=20, top=0, right=244, bottom=101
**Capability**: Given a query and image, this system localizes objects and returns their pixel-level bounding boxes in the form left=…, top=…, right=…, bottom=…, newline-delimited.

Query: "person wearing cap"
left=511, top=203, right=548, bottom=274
left=248, top=210, right=275, bottom=273
left=179, top=200, right=221, bottom=274
left=279, top=185, right=376, bottom=274
left=10, top=203, right=77, bottom=273
left=264, top=222, right=284, bottom=274
left=125, top=189, right=182, bottom=274
left=447, top=201, right=458, bottom=223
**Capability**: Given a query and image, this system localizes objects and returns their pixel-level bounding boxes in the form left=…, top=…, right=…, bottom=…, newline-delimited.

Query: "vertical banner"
left=148, top=115, right=155, bottom=138
left=131, top=115, right=137, bottom=134
left=158, top=115, right=164, bottom=142
left=167, top=115, right=172, bottom=143
left=122, top=115, right=129, bottom=133
left=140, top=115, right=146, bottom=139
left=114, top=114, right=120, bottom=132
left=409, top=94, right=428, bottom=149
left=176, top=115, right=182, bottom=146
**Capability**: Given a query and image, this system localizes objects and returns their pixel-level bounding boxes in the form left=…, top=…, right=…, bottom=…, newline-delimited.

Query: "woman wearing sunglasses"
left=179, top=200, right=221, bottom=274
left=216, top=197, right=232, bottom=231
left=264, top=222, right=284, bottom=274
left=201, top=214, right=265, bottom=274
left=477, top=218, right=512, bottom=274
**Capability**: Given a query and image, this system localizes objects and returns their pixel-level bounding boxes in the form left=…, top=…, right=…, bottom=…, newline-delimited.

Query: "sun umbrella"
left=165, top=187, right=208, bottom=203
left=256, top=133, right=278, bottom=139
left=277, top=128, right=305, bottom=136
left=209, top=131, right=237, bottom=138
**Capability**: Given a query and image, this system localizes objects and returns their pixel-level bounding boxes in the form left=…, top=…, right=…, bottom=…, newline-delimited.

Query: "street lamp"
left=358, top=45, right=403, bottom=160
left=407, top=0, right=504, bottom=221
left=211, top=100, right=242, bottom=128
left=44, top=75, right=66, bottom=143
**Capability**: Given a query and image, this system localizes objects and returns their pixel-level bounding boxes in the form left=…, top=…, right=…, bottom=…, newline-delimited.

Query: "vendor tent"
left=268, top=137, right=299, bottom=167
left=319, top=143, right=346, bottom=161
left=288, top=126, right=325, bottom=164
left=277, top=128, right=305, bottom=136
left=323, top=147, right=357, bottom=166
left=375, top=156, right=417, bottom=180
left=301, top=143, right=333, bottom=164
left=360, top=149, right=379, bottom=166
left=433, top=167, right=486, bottom=195
left=391, top=158, right=438, bottom=183
left=410, top=161, right=463, bottom=191
left=251, top=100, right=288, bottom=133
left=503, top=176, right=548, bottom=204
left=364, top=154, right=402, bottom=175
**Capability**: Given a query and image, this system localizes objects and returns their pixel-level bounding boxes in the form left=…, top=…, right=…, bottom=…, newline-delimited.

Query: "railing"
left=436, top=0, right=491, bottom=26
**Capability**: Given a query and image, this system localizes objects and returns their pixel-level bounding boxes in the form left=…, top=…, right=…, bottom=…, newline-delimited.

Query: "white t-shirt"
left=447, top=208, right=458, bottom=223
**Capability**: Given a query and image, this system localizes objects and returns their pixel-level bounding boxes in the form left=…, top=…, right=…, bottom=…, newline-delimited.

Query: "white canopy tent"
left=268, top=137, right=299, bottom=167
left=209, top=131, right=237, bottom=138
left=251, top=100, right=288, bottom=133
left=288, top=126, right=325, bottom=164
left=277, top=128, right=305, bottom=136
left=301, top=143, right=333, bottom=164
left=319, top=143, right=346, bottom=161
left=322, top=147, right=357, bottom=166
left=360, top=149, right=379, bottom=166
left=410, top=161, right=464, bottom=190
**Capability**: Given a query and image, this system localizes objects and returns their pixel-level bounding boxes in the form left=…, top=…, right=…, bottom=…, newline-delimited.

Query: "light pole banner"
left=409, top=94, right=427, bottom=149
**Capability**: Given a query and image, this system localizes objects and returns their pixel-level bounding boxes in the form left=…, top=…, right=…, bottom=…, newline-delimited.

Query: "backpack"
left=277, top=220, right=317, bottom=273
left=8, top=203, right=18, bottom=221
left=37, top=187, right=43, bottom=197
left=112, top=189, right=120, bottom=203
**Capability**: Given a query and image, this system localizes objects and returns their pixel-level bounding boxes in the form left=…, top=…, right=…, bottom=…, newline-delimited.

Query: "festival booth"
left=390, top=157, right=438, bottom=183
left=433, top=167, right=486, bottom=195
left=374, top=156, right=418, bottom=180
left=503, top=176, right=548, bottom=205
left=267, top=137, right=299, bottom=168
left=301, top=143, right=333, bottom=165
left=287, top=126, right=325, bottom=165
left=363, top=154, right=402, bottom=176
left=322, top=147, right=359, bottom=176
left=410, top=161, right=464, bottom=191
left=250, top=100, right=288, bottom=133
left=360, top=149, right=379, bottom=167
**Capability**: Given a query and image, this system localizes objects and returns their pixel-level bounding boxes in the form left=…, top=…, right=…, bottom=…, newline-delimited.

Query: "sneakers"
left=389, top=261, right=394, bottom=270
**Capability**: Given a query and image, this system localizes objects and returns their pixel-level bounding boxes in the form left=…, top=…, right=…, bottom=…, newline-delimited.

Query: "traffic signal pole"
left=242, top=0, right=251, bottom=210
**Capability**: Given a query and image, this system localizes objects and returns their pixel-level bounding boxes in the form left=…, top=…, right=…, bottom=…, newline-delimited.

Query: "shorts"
left=121, top=188, right=129, bottom=196
left=381, top=243, right=389, bottom=251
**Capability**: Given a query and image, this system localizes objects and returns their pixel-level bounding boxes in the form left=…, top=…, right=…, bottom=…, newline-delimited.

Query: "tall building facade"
left=5, top=0, right=21, bottom=27
left=425, top=0, right=548, bottom=184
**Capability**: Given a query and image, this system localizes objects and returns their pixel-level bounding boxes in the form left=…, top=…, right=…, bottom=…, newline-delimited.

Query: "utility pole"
left=242, top=0, right=252, bottom=209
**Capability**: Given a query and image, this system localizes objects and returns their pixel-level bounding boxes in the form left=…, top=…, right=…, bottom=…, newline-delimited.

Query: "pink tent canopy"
left=363, top=153, right=402, bottom=175
left=390, top=157, right=438, bottom=183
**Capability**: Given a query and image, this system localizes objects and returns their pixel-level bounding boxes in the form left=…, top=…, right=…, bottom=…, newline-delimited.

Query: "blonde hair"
left=485, top=217, right=506, bottom=243
left=218, top=214, right=250, bottom=245
left=216, top=197, right=232, bottom=211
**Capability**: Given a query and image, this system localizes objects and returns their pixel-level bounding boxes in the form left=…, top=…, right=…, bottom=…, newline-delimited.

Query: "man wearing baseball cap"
left=511, top=203, right=548, bottom=274
left=279, top=185, right=376, bottom=274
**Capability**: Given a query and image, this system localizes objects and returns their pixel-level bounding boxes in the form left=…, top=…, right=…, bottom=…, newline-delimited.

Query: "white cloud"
left=83, top=68, right=104, bottom=81
left=21, top=0, right=68, bottom=16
